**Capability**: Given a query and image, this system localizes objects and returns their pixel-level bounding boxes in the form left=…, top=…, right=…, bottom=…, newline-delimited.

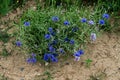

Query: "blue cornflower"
left=74, top=50, right=84, bottom=61
left=24, top=21, right=30, bottom=26
left=74, top=56, right=80, bottom=61
left=43, top=53, right=51, bottom=61
left=81, top=18, right=87, bottom=23
left=90, top=33, right=96, bottom=41
left=27, top=57, right=37, bottom=64
left=48, top=27, right=53, bottom=33
left=31, top=57, right=37, bottom=63
left=103, top=13, right=110, bottom=19
left=99, top=20, right=105, bottom=25
left=27, top=57, right=32, bottom=63
left=52, top=53, right=58, bottom=57
left=64, top=37, right=70, bottom=42
left=70, top=39, right=75, bottom=45
left=74, top=50, right=84, bottom=57
left=52, top=16, right=59, bottom=22
left=51, top=32, right=56, bottom=36
left=31, top=53, right=36, bottom=57
left=51, top=55, right=58, bottom=62
left=88, top=20, right=94, bottom=25
left=48, top=27, right=55, bottom=36
left=59, top=48, right=64, bottom=53
left=43, top=53, right=58, bottom=62
left=45, top=34, right=51, bottom=40
left=16, top=41, right=22, bottom=47
left=26, top=53, right=37, bottom=64
left=64, top=20, right=70, bottom=26
left=72, top=27, right=79, bottom=32
left=49, top=46, right=55, bottom=52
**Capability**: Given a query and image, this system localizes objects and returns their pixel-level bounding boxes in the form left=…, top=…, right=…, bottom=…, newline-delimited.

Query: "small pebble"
left=20, top=67, right=24, bottom=71
left=45, top=62, right=49, bottom=66
left=65, top=62, right=69, bottom=65
left=118, top=68, right=120, bottom=70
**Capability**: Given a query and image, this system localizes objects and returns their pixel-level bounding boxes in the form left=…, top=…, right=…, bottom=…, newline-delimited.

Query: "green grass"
left=89, top=72, right=106, bottom=80
left=0, top=0, right=10, bottom=15
left=1, top=48, right=9, bottom=57
left=35, top=70, right=53, bottom=80
left=85, top=58, right=92, bottom=68
left=0, top=0, right=27, bottom=15
left=0, top=31, right=10, bottom=43
left=0, top=74, right=7, bottom=80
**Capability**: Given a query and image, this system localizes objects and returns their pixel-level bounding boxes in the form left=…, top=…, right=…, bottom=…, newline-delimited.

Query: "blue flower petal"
left=70, top=39, right=75, bottom=45
left=24, top=22, right=30, bottom=26
left=51, top=55, right=58, bottom=62
left=16, top=41, right=22, bottom=47
left=88, top=20, right=94, bottom=25
left=103, top=13, right=110, bottom=19
left=43, top=53, right=51, bottom=61
left=52, top=16, right=59, bottom=22
left=81, top=18, right=87, bottom=23
left=49, top=46, right=56, bottom=52
left=64, top=20, right=70, bottom=26
left=45, top=34, right=51, bottom=40
left=74, top=50, right=84, bottom=57
left=99, top=19, right=105, bottom=25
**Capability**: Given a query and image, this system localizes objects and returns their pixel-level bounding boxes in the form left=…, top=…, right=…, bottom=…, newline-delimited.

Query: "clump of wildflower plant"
left=17, top=7, right=111, bottom=64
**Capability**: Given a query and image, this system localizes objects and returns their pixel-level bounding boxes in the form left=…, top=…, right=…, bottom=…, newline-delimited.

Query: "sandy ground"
left=0, top=0, right=120, bottom=80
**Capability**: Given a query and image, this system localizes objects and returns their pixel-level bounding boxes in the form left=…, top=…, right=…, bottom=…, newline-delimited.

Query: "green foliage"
left=0, top=0, right=10, bottom=15
left=42, top=0, right=120, bottom=15
left=0, top=74, right=7, bottom=80
left=0, top=31, right=10, bottom=43
left=42, top=0, right=90, bottom=7
left=10, top=0, right=27, bottom=9
left=85, top=58, right=92, bottom=68
left=0, top=0, right=26, bottom=15
left=89, top=72, right=106, bottom=80
left=96, top=0, right=120, bottom=14
left=43, top=71, right=53, bottom=80
left=1, top=48, right=9, bottom=57
left=17, top=5, right=110, bottom=62
left=35, top=70, right=53, bottom=80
